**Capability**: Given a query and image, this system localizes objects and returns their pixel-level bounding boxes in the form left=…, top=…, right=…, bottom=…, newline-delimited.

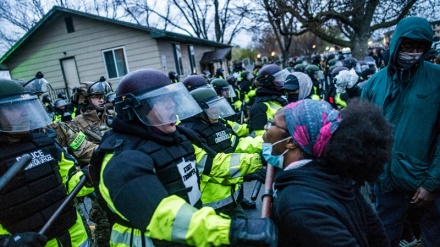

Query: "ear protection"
left=114, top=93, right=142, bottom=121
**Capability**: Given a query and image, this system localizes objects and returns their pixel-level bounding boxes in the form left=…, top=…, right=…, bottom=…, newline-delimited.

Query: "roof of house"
left=200, top=47, right=232, bottom=64
left=0, top=6, right=231, bottom=64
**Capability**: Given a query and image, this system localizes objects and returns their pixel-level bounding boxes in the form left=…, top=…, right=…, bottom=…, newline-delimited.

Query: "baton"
left=251, top=181, right=262, bottom=201
left=84, top=129, right=102, bottom=142
left=0, top=154, right=32, bottom=192
left=39, top=175, right=87, bottom=235
left=261, top=165, right=275, bottom=218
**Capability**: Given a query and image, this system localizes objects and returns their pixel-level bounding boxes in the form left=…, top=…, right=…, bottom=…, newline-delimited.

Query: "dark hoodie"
left=361, top=17, right=440, bottom=193
left=272, top=161, right=390, bottom=247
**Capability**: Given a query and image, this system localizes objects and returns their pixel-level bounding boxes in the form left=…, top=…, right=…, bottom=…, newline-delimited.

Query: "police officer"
left=54, top=98, right=73, bottom=122
left=92, top=69, right=277, bottom=247
left=249, top=64, right=289, bottom=137
left=70, top=77, right=113, bottom=144
left=215, top=68, right=225, bottom=79
left=305, top=64, right=325, bottom=100
left=69, top=77, right=113, bottom=247
left=0, top=79, right=91, bottom=247
left=180, top=87, right=265, bottom=218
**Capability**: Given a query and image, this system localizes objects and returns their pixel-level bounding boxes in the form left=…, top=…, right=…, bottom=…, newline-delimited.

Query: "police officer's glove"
left=259, top=152, right=268, bottom=167
left=243, top=168, right=266, bottom=183
left=229, top=218, right=277, bottom=247
left=81, top=165, right=93, bottom=187
left=1, top=232, right=48, bottom=247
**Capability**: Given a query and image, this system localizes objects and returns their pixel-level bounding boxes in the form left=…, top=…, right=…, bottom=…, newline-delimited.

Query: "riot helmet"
left=312, top=55, right=321, bottom=65
left=75, top=76, right=113, bottom=111
left=42, top=94, right=52, bottom=104
left=305, top=65, right=324, bottom=81
left=241, top=71, right=254, bottom=81
left=182, top=75, right=208, bottom=91
left=255, top=64, right=290, bottom=90
left=54, top=98, right=68, bottom=109
left=202, top=70, right=211, bottom=80
left=331, top=66, right=349, bottom=78
left=168, top=71, right=180, bottom=82
left=0, top=79, right=52, bottom=132
left=211, top=78, right=236, bottom=98
left=215, top=68, right=224, bottom=78
left=342, top=57, right=358, bottom=70
left=190, top=87, right=235, bottom=120
left=58, top=92, right=67, bottom=100
left=293, top=64, right=306, bottom=72
left=114, top=69, right=202, bottom=127
left=23, top=71, right=51, bottom=96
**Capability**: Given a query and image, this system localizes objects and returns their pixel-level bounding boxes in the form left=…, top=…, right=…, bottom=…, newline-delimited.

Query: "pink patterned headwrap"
left=284, top=99, right=341, bottom=158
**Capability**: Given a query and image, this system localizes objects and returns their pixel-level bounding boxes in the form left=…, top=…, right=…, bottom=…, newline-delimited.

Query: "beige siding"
left=6, top=15, right=160, bottom=90
left=156, top=40, right=219, bottom=80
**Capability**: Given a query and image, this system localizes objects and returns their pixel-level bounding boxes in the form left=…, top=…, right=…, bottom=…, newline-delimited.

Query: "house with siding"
left=0, top=6, right=232, bottom=99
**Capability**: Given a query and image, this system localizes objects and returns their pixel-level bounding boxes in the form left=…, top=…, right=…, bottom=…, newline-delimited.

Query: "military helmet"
left=182, top=75, right=208, bottom=92
left=114, top=69, right=202, bottom=126
left=0, top=79, right=52, bottom=132
left=23, top=71, right=51, bottom=95
left=190, top=87, right=235, bottom=119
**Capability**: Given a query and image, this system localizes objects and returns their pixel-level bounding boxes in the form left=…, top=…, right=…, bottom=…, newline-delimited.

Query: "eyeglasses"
left=265, top=119, right=287, bottom=131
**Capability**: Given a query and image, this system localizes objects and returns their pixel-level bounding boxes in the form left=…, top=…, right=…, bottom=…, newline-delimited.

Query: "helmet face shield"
left=203, top=97, right=236, bottom=119
left=0, top=94, right=52, bottom=132
left=25, top=78, right=49, bottom=95
left=134, top=83, right=202, bottom=126
left=272, top=69, right=291, bottom=87
left=226, top=85, right=237, bottom=98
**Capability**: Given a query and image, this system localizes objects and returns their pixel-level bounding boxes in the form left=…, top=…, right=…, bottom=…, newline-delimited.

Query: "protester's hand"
left=410, top=186, right=436, bottom=207
left=3, top=232, right=48, bottom=247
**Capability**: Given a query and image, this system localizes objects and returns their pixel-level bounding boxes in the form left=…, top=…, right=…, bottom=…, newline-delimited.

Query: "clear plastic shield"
left=204, top=97, right=236, bottom=119
left=134, top=83, right=202, bottom=126
left=0, top=94, right=52, bottom=132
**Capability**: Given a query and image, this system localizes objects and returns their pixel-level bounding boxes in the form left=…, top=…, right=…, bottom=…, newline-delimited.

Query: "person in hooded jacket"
left=361, top=17, right=440, bottom=247
left=265, top=99, right=393, bottom=247
left=281, top=72, right=313, bottom=103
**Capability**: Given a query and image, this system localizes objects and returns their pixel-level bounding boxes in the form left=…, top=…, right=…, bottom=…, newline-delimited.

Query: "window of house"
left=65, top=17, right=75, bottom=33
left=102, top=47, right=128, bottom=79
left=188, top=45, right=196, bottom=74
left=172, top=43, right=184, bottom=75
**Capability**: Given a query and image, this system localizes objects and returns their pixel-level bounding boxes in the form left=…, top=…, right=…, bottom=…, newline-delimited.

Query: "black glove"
left=1, top=232, right=48, bottom=247
left=243, top=168, right=266, bottom=183
left=229, top=218, right=277, bottom=247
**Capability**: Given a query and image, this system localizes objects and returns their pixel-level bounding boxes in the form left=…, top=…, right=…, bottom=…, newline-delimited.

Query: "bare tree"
left=0, top=0, right=123, bottom=56
left=117, top=0, right=254, bottom=44
left=263, top=0, right=439, bottom=59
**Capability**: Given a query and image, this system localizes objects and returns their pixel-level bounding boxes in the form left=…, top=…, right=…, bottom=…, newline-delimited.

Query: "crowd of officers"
left=0, top=35, right=437, bottom=246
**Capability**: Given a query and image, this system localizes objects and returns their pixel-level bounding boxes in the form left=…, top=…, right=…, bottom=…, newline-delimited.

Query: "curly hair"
left=321, top=98, right=393, bottom=183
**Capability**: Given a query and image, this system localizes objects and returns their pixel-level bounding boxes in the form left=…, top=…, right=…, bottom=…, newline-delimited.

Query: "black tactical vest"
left=180, top=120, right=234, bottom=154
left=93, top=130, right=201, bottom=208
left=0, top=133, right=77, bottom=239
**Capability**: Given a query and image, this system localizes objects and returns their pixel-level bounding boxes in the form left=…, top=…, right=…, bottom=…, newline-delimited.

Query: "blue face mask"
left=262, top=137, right=291, bottom=168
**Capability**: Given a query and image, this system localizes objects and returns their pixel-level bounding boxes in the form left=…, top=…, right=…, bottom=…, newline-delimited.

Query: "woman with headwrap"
left=262, top=99, right=393, bottom=247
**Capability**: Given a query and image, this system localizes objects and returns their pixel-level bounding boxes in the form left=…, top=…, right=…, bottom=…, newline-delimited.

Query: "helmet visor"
left=272, top=69, right=291, bottom=87
left=25, top=78, right=49, bottom=95
left=203, top=97, right=236, bottom=119
left=89, top=81, right=113, bottom=94
left=0, top=94, right=52, bottom=132
left=134, top=83, right=202, bottom=126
